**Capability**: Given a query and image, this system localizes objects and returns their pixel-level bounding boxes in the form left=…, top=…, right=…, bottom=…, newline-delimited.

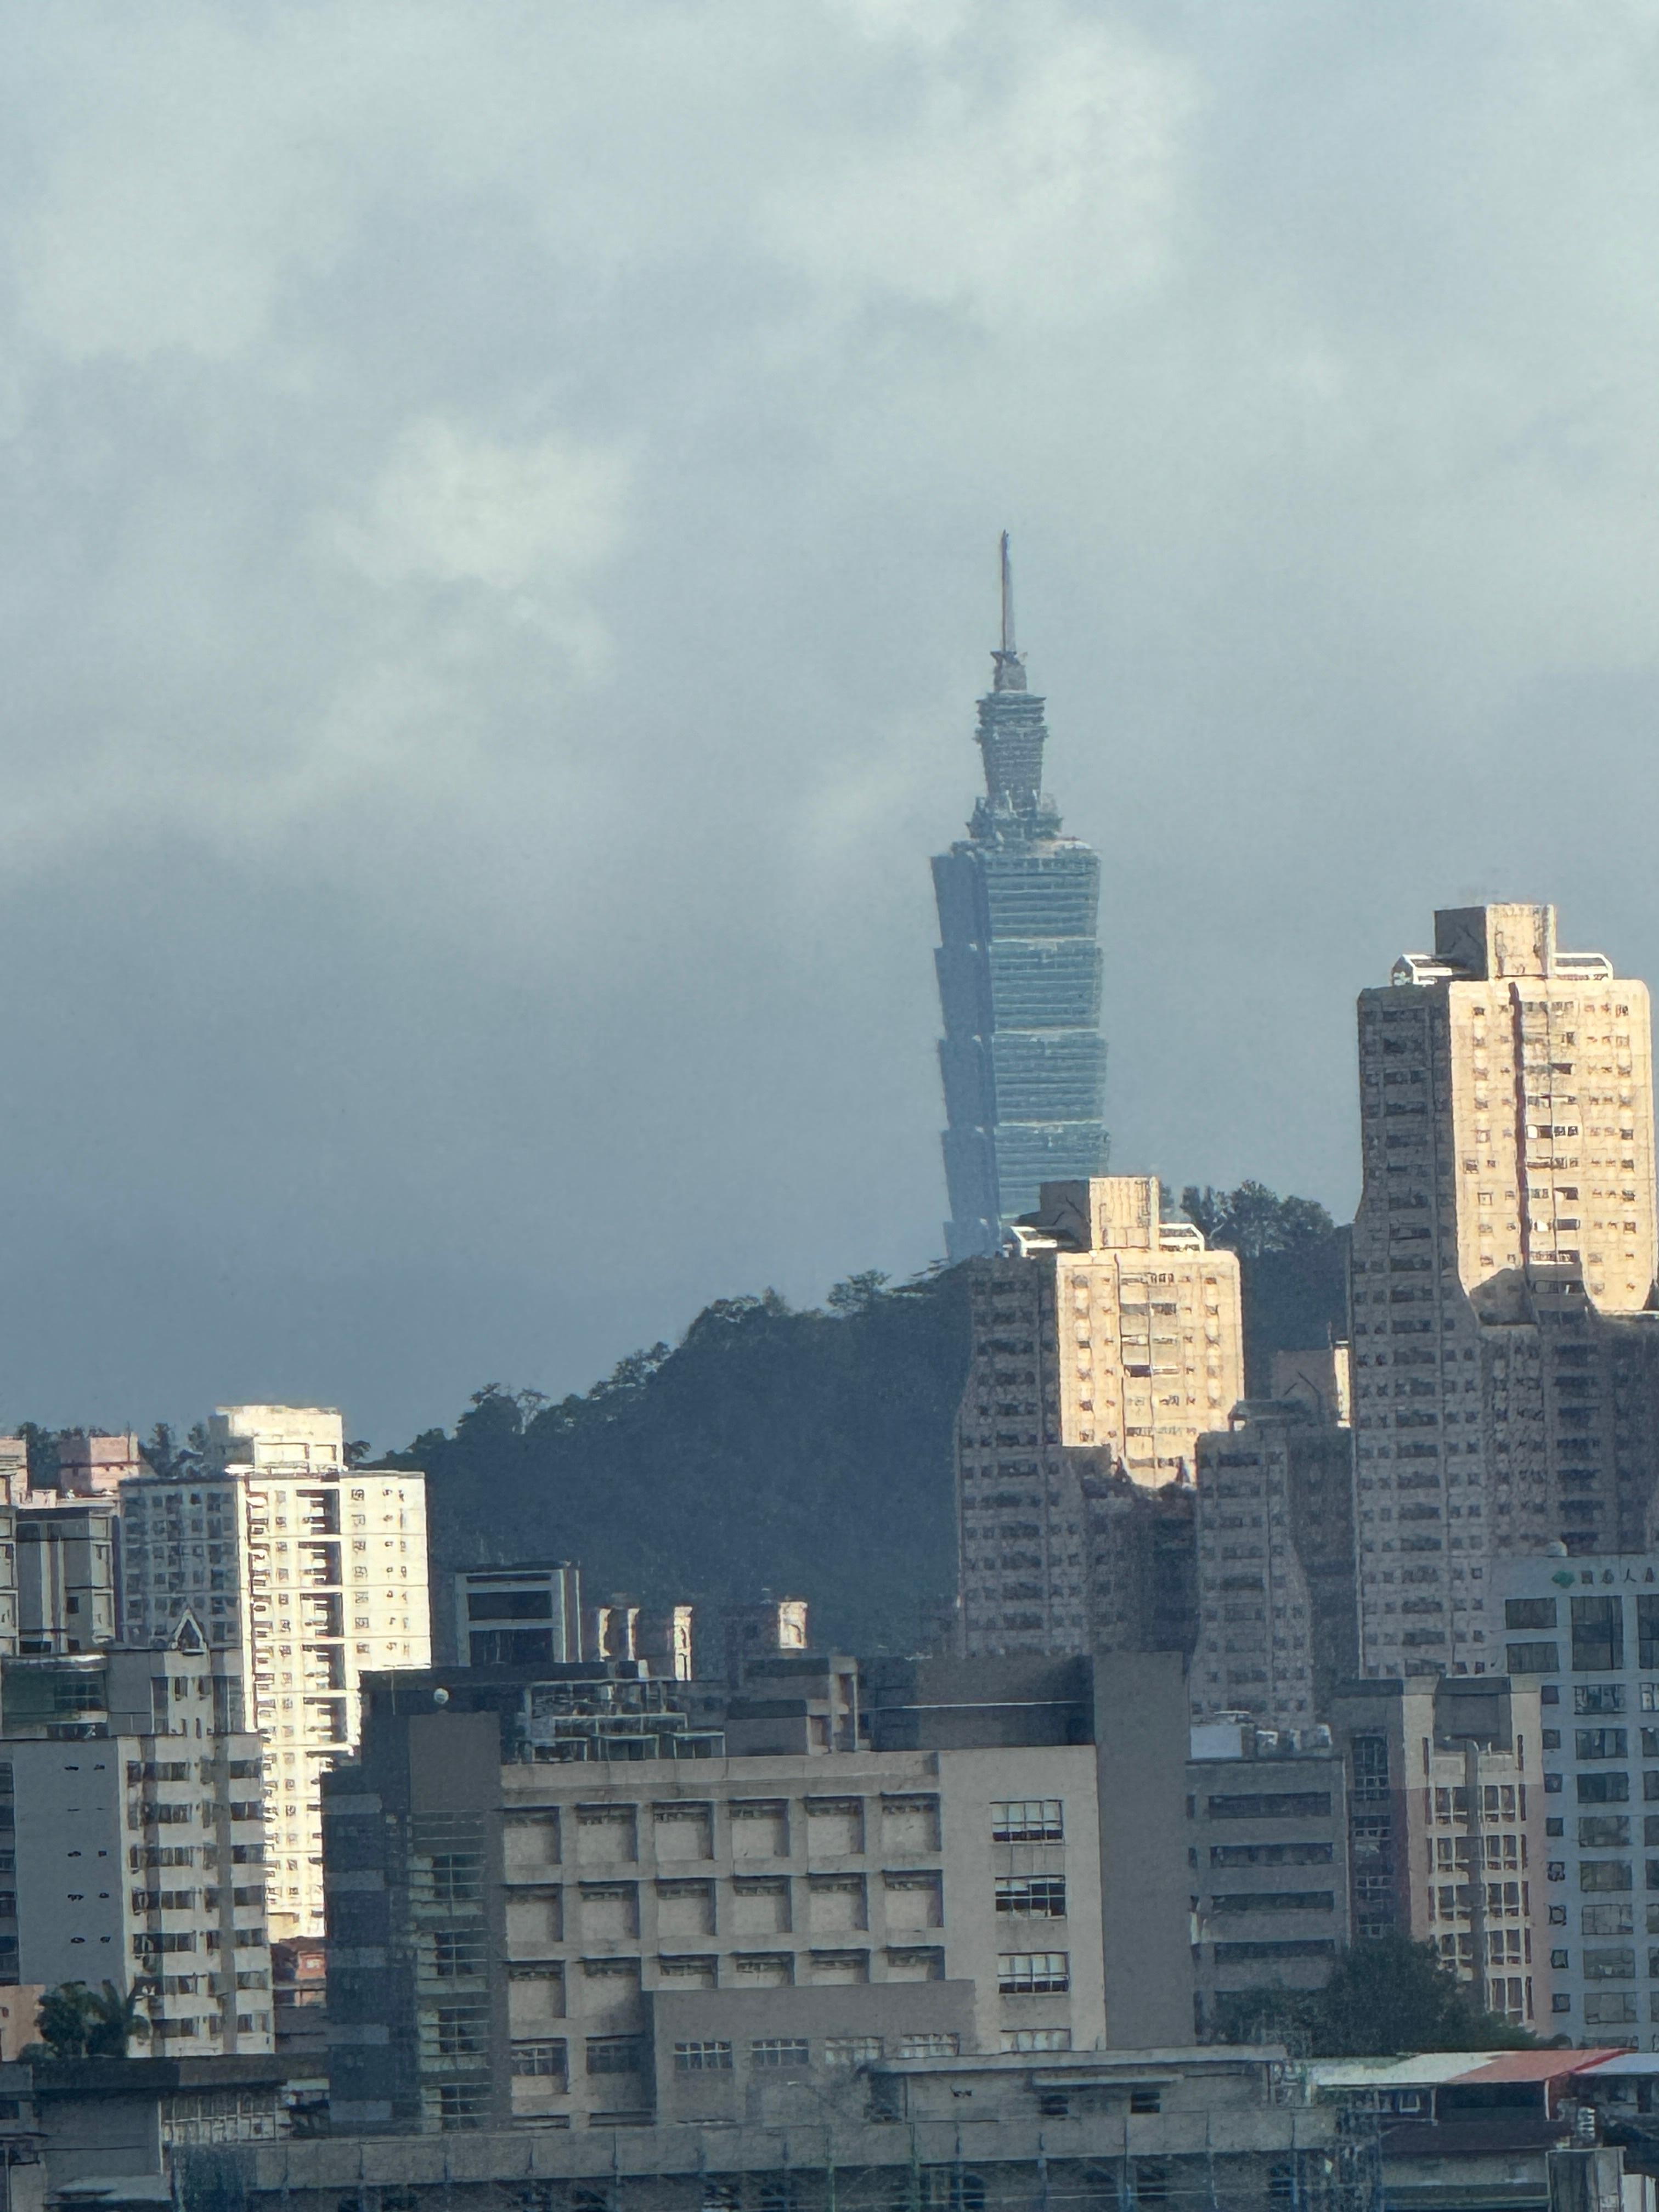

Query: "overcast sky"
left=4, top=1, right=1659, bottom=1445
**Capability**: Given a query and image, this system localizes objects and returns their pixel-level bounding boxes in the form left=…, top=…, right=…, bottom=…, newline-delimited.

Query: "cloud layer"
left=3, top=0, right=1658, bottom=1441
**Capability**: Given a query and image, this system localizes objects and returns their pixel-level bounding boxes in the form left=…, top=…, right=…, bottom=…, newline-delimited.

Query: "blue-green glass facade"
left=932, top=619, right=1109, bottom=1259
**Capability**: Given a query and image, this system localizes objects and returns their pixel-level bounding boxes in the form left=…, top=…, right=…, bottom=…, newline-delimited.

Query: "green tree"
left=36, top=1980, right=140, bottom=2058
left=1181, top=1180, right=1335, bottom=1259
left=1222, top=1934, right=1534, bottom=2056
left=827, top=1271, right=891, bottom=1316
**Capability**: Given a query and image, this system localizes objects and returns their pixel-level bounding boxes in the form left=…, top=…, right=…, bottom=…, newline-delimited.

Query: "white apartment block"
left=956, top=1176, right=1244, bottom=1656
left=4, top=1640, right=273, bottom=2053
left=120, top=1407, right=430, bottom=1942
left=1350, top=904, right=1659, bottom=1681
left=1498, top=1552, right=1659, bottom=2047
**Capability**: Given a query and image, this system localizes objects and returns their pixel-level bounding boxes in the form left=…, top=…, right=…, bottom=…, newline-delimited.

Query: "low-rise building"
left=319, top=1654, right=1201, bottom=2133
left=455, top=1563, right=582, bottom=1669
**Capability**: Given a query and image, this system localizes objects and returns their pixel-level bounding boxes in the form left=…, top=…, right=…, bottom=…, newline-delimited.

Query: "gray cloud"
left=2, top=0, right=1658, bottom=1440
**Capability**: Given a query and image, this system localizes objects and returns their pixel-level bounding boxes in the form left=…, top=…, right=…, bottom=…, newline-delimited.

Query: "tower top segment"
left=991, top=529, right=1025, bottom=693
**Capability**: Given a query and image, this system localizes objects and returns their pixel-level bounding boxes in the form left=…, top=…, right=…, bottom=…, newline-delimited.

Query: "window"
left=1577, top=1684, right=1627, bottom=1716
left=1573, top=1595, right=1624, bottom=1673
left=433, top=2006, right=486, bottom=2058
left=996, top=1876, right=1066, bottom=1917
left=511, top=2042, right=566, bottom=2078
left=1577, top=1729, right=1629, bottom=1760
left=1585, top=1992, right=1639, bottom=2025
left=998, top=1951, right=1069, bottom=1994
left=437, top=2084, right=487, bottom=2130
left=751, top=2039, right=809, bottom=2069
left=824, top=2037, right=882, bottom=2067
left=1582, top=1861, right=1634, bottom=1892
left=1130, top=2089, right=1162, bottom=2115
left=1581, top=1818, right=1633, bottom=1849
left=433, top=1931, right=485, bottom=1977
left=894, top=2033, right=960, bottom=2058
left=1578, top=1771, right=1630, bottom=1802
left=1001, top=2029, right=1071, bottom=2053
left=674, top=2041, right=733, bottom=2073
left=991, top=1801, right=1063, bottom=1843
left=1584, top=1948, right=1637, bottom=1981
left=1506, top=1598, right=1558, bottom=1631
left=426, top=1854, right=482, bottom=1907
left=1508, top=1643, right=1560, bottom=1674
left=1641, top=1596, right=1659, bottom=1672
left=587, top=2036, right=646, bottom=2074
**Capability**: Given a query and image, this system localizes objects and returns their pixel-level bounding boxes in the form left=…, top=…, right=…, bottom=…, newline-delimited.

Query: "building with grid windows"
left=1324, top=1673, right=1550, bottom=2033
left=954, top=1177, right=1243, bottom=1657
left=318, top=1656, right=1200, bottom=2132
left=932, top=541, right=1110, bottom=1260
left=1496, top=1552, right=1659, bottom=2046
left=1349, top=903, right=1659, bottom=1684
left=120, top=1407, right=430, bottom=1942
left=0, top=1635, right=272, bottom=2052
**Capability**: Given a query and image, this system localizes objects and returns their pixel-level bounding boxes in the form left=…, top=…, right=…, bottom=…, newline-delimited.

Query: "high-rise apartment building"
left=932, top=540, right=1110, bottom=1260
left=1351, top=904, right=1659, bottom=1680
left=1327, top=1673, right=1549, bottom=2032
left=1190, top=1395, right=1358, bottom=1729
left=956, top=1177, right=1244, bottom=1656
left=120, top=1406, right=430, bottom=1941
left=1, top=1637, right=273, bottom=2053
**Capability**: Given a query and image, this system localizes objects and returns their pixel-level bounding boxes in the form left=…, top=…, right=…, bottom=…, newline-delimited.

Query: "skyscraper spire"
left=992, top=529, right=1024, bottom=694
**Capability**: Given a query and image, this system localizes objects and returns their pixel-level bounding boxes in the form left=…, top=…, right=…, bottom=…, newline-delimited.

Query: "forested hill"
left=394, top=1185, right=1347, bottom=1654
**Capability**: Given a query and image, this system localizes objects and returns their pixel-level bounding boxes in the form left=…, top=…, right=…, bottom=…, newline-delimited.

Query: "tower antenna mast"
left=1000, top=530, right=1015, bottom=655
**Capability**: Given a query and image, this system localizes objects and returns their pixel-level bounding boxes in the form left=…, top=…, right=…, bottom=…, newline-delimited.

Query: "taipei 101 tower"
left=931, top=538, right=1110, bottom=1258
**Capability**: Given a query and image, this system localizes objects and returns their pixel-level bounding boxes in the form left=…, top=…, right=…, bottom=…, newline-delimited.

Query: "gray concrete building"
left=455, top=1564, right=582, bottom=1670
left=1327, top=1673, right=1550, bottom=2032
left=15, top=1498, right=114, bottom=1655
left=1493, top=1550, right=1659, bottom=2045
left=0, top=1631, right=273, bottom=2052
left=323, top=1654, right=1196, bottom=2133
left=1187, top=1719, right=1350, bottom=2041
left=1190, top=1398, right=1358, bottom=1730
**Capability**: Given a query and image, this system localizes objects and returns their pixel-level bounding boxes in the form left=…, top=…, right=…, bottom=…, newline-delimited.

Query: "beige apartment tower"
left=120, top=1407, right=430, bottom=1942
left=1351, top=904, right=1659, bottom=1680
left=956, top=1176, right=1245, bottom=1656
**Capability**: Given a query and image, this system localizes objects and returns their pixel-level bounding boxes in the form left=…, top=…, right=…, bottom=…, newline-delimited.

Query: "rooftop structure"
left=932, top=538, right=1110, bottom=1259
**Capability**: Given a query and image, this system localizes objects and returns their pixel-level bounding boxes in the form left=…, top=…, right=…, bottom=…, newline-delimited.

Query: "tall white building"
left=120, top=1407, right=430, bottom=1941
left=4, top=1634, right=273, bottom=2053
left=1350, top=904, right=1659, bottom=1681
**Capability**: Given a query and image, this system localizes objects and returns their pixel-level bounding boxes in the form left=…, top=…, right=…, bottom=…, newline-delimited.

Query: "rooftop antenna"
left=991, top=531, right=1025, bottom=693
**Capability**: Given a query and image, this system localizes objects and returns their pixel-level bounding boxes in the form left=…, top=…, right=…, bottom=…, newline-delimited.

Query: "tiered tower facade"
left=1350, top=905, right=1659, bottom=1678
left=932, top=538, right=1110, bottom=1260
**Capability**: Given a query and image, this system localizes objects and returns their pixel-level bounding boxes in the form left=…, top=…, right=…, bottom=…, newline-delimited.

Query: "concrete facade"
left=120, top=1407, right=430, bottom=1942
left=1328, top=1673, right=1550, bottom=2031
left=0, top=1641, right=272, bottom=2052
left=1494, top=1551, right=1659, bottom=2046
left=956, top=1178, right=1243, bottom=1658
left=1350, top=903, right=1659, bottom=1681
left=325, top=1688, right=1109, bottom=2133
left=1187, top=1722, right=1350, bottom=2039
left=15, top=1499, right=116, bottom=1654
left=1190, top=1400, right=1358, bottom=1729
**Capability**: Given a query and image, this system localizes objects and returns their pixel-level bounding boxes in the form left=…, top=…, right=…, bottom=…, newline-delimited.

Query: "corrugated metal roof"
left=1575, top=2052, right=1659, bottom=2078
left=1457, top=2050, right=1626, bottom=2084
left=1304, top=2055, right=1499, bottom=2089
